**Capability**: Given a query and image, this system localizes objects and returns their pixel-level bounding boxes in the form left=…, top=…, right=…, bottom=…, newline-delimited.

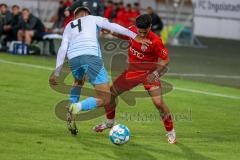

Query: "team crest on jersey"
left=141, top=45, right=147, bottom=52
left=161, top=49, right=167, bottom=56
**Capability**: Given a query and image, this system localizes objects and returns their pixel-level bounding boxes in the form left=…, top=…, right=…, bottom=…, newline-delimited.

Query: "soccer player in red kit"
left=94, top=14, right=176, bottom=144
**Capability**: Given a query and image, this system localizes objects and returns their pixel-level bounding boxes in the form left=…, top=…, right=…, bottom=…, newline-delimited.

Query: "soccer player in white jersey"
left=49, top=7, right=151, bottom=134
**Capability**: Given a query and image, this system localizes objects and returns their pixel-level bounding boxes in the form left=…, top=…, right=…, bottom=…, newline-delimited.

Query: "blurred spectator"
left=129, top=2, right=140, bottom=26
left=124, top=3, right=132, bottom=27
left=0, top=3, right=13, bottom=48
left=118, top=1, right=126, bottom=13
left=109, top=2, right=118, bottom=21
left=146, top=6, right=163, bottom=33
left=0, top=4, right=13, bottom=34
left=11, top=5, right=21, bottom=40
left=65, top=0, right=73, bottom=8
left=52, top=0, right=66, bottom=32
left=104, top=0, right=114, bottom=20
left=58, top=0, right=66, bottom=25
left=114, top=2, right=126, bottom=26
left=17, top=8, right=45, bottom=45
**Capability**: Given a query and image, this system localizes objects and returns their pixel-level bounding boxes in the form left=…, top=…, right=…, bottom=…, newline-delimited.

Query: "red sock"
left=161, top=114, right=174, bottom=132
left=105, top=105, right=116, bottom=120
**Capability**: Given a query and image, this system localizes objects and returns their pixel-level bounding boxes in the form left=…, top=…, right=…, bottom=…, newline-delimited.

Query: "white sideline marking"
left=174, top=87, right=240, bottom=100
left=0, top=59, right=54, bottom=71
left=167, top=73, right=240, bottom=79
left=0, top=58, right=240, bottom=100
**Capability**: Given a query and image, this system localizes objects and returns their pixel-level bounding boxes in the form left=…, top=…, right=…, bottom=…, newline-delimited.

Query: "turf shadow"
left=176, top=142, right=215, bottom=160
left=75, top=134, right=157, bottom=160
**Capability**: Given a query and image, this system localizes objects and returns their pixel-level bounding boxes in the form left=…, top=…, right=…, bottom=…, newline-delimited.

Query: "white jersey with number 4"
left=55, top=15, right=137, bottom=73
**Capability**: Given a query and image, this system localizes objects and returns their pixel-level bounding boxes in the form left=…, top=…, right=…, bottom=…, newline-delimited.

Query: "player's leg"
left=94, top=71, right=140, bottom=132
left=94, top=85, right=119, bottom=132
left=70, top=84, right=111, bottom=113
left=67, top=57, right=88, bottom=135
left=146, top=85, right=176, bottom=144
left=69, top=78, right=84, bottom=103
left=69, top=56, right=111, bottom=113
left=67, top=79, right=85, bottom=135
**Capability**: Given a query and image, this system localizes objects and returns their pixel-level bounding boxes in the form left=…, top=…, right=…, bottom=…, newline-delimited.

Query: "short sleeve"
left=153, top=40, right=169, bottom=60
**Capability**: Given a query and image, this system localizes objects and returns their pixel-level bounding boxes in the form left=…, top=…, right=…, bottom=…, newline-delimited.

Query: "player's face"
left=137, top=27, right=151, bottom=38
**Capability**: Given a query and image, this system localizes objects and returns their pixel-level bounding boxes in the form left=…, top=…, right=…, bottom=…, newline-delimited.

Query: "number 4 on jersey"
left=71, top=19, right=82, bottom=32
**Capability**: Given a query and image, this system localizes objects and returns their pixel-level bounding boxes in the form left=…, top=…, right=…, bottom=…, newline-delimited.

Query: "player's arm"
left=49, top=26, right=70, bottom=85
left=96, top=17, right=151, bottom=46
left=101, top=29, right=129, bottom=40
left=155, top=47, right=169, bottom=77
left=112, top=32, right=130, bottom=40
left=156, top=56, right=169, bottom=76
left=147, top=41, right=169, bottom=83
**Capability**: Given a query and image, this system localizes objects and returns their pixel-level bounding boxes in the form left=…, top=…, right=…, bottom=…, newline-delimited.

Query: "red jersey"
left=104, top=6, right=113, bottom=19
left=128, top=11, right=140, bottom=26
left=115, top=8, right=126, bottom=26
left=124, top=10, right=133, bottom=27
left=113, top=25, right=169, bottom=90
left=125, top=26, right=169, bottom=63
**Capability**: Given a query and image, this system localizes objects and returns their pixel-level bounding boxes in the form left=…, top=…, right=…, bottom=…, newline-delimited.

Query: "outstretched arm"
left=96, top=17, right=152, bottom=46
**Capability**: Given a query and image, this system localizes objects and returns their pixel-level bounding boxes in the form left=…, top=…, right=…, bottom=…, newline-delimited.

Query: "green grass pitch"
left=0, top=53, right=240, bottom=160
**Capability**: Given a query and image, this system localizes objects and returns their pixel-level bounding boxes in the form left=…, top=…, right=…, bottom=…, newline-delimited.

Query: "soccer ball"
left=109, top=124, right=130, bottom=145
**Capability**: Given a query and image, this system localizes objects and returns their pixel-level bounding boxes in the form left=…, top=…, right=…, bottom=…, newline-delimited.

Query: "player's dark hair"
left=74, top=7, right=91, bottom=17
left=136, top=14, right=152, bottom=29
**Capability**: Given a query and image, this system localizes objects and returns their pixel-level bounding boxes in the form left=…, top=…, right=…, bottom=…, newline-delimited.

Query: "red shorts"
left=112, top=70, right=161, bottom=92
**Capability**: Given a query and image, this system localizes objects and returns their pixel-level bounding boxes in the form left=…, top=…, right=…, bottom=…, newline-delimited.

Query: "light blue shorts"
left=69, top=55, right=109, bottom=85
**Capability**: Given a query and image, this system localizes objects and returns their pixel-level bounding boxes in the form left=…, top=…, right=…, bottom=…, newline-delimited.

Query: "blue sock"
left=69, top=86, right=81, bottom=103
left=81, top=97, right=97, bottom=111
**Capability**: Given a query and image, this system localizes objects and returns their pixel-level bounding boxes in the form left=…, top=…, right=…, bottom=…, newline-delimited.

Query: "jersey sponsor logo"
left=130, top=46, right=144, bottom=59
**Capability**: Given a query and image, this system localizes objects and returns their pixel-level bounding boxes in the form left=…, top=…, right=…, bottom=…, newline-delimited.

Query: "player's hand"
left=147, top=71, right=160, bottom=84
left=49, top=75, right=58, bottom=85
left=134, top=35, right=152, bottom=46
left=64, top=10, right=70, bottom=17
left=102, top=29, right=111, bottom=34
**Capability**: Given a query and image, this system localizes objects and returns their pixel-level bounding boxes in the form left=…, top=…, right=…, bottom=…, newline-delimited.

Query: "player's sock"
left=161, top=114, right=174, bottom=132
left=105, top=105, right=116, bottom=120
left=69, top=86, right=81, bottom=103
left=76, top=97, right=97, bottom=111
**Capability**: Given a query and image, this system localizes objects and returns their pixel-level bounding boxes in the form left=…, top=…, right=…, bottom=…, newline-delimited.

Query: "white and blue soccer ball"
left=109, top=124, right=130, bottom=145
